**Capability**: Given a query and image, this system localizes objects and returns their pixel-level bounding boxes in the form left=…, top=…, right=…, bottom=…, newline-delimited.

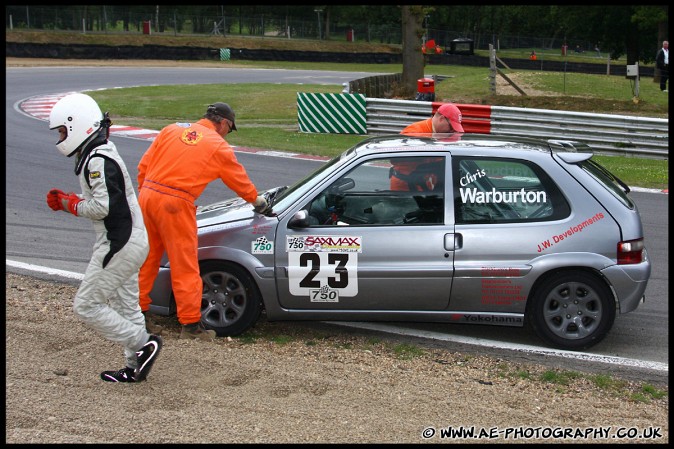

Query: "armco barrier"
left=364, top=98, right=668, bottom=159
left=447, top=103, right=491, bottom=134
left=488, top=106, right=668, bottom=159
left=366, top=99, right=492, bottom=134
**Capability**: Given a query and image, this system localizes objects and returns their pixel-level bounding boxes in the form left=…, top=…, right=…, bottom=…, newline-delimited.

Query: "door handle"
left=444, top=233, right=462, bottom=250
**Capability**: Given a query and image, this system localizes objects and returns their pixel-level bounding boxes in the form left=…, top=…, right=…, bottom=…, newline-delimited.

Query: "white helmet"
left=49, top=93, right=104, bottom=157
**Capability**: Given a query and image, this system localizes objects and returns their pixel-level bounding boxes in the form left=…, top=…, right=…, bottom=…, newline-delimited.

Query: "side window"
left=453, top=157, right=569, bottom=224
left=304, top=156, right=445, bottom=226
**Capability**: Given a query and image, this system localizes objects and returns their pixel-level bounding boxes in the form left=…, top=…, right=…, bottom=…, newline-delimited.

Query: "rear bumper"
left=601, top=251, right=651, bottom=314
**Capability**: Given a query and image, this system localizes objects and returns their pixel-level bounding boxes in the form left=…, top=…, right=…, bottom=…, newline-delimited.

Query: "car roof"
left=350, top=133, right=590, bottom=159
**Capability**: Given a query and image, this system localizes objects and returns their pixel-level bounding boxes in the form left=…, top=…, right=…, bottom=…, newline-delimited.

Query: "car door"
left=274, top=152, right=455, bottom=311
left=449, top=155, right=618, bottom=314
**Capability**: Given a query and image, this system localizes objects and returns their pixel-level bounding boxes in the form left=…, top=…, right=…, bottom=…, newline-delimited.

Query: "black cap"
left=207, top=102, right=237, bottom=131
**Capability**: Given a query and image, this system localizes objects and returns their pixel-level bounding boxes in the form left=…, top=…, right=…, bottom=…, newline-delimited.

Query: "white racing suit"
left=72, top=140, right=150, bottom=369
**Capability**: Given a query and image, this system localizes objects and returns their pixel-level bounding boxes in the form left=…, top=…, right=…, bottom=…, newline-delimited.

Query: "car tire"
left=527, top=270, right=616, bottom=350
left=199, top=260, right=262, bottom=337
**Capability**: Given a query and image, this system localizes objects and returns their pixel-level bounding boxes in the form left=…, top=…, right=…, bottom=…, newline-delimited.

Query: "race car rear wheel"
left=199, top=261, right=262, bottom=337
left=527, top=270, right=616, bottom=350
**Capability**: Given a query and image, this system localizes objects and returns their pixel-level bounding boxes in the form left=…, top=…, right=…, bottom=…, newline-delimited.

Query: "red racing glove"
left=46, top=189, right=65, bottom=211
left=47, top=189, right=82, bottom=216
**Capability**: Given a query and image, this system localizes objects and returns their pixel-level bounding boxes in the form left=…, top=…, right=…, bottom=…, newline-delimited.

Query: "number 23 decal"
left=288, top=252, right=358, bottom=297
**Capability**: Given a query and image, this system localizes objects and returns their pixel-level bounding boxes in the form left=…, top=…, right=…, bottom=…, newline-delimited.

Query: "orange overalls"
left=401, top=117, right=433, bottom=135
left=390, top=118, right=436, bottom=191
left=137, top=119, right=258, bottom=325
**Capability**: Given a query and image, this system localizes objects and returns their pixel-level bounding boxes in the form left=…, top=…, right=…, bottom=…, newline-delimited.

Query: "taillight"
left=617, top=238, right=644, bottom=264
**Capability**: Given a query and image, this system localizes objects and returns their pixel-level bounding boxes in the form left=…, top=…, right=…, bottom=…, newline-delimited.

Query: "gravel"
left=5, top=272, right=668, bottom=443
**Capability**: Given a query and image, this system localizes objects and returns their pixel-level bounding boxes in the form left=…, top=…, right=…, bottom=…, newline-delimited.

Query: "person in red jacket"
left=391, top=103, right=464, bottom=191
left=137, top=102, right=268, bottom=341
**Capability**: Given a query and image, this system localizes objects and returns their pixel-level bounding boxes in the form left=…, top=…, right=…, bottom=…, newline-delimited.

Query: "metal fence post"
left=489, top=44, right=496, bottom=94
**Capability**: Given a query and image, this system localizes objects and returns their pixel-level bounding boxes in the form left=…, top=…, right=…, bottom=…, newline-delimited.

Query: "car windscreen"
left=271, top=155, right=345, bottom=213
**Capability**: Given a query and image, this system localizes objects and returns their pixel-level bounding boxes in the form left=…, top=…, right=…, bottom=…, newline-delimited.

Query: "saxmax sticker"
left=286, top=235, right=362, bottom=253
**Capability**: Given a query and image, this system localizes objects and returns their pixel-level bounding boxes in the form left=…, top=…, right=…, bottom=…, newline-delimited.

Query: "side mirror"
left=288, top=209, right=310, bottom=229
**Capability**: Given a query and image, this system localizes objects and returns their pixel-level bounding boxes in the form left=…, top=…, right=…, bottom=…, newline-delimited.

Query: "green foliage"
left=540, top=370, right=582, bottom=385
left=392, top=343, right=425, bottom=360
left=234, top=128, right=364, bottom=155
left=588, top=374, right=626, bottom=390
left=629, top=392, right=650, bottom=403
left=430, top=65, right=668, bottom=110
left=641, top=384, right=668, bottom=400
left=593, top=155, right=668, bottom=190
left=271, top=334, right=293, bottom=345
left=237, top=322, right=299, bottom=344
left=9, top=5, right=667, bottom=63
left=236, top=334, right=258, bottom=344
left=494, top=365, right=667, bottom=400
left=516, top=370, right=533, bottom=380
left=93, top=83, right=344, bottom=122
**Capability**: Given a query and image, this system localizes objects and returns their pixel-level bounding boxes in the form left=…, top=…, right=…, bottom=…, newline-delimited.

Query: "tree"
left=553, top=5, right=663, bottom=64
left=401, top=5, right=426, bottom=98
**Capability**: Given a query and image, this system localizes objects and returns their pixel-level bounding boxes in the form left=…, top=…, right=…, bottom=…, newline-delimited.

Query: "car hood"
left=196, top=186, right=288, bottom=228
left=196, top=197, right=253, bottom=227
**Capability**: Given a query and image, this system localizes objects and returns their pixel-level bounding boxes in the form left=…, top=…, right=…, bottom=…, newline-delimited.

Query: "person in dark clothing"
left=656, top=40, right=669, bottom=92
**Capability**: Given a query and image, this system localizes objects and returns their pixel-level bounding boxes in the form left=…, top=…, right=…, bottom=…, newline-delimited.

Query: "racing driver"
left=46, top=93, right=161, bottom=383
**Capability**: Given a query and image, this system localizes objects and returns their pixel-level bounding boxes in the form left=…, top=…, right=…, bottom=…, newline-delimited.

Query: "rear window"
left=578, top=159, right=635, bottom=208
left=453, top=156, right=570, bottom=224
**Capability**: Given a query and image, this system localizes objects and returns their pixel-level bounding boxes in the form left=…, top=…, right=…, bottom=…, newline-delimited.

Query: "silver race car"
left=148, top=134, right=651, bottom=350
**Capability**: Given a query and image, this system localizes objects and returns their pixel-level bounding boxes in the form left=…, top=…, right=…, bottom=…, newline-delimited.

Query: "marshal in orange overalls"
left=390, top=118, right=436, bottom=191
left=137, top=119, right=258, bottom=325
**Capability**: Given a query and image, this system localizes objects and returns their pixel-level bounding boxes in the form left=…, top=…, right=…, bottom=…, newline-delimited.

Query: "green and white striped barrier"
left=297, top=92, right=366, bottom=134
left=220, top=48, right=230, bottom=61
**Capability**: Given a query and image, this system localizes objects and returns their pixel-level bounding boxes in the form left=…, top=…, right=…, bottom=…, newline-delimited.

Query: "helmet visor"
left=55, top=126, right=67, bottom=146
